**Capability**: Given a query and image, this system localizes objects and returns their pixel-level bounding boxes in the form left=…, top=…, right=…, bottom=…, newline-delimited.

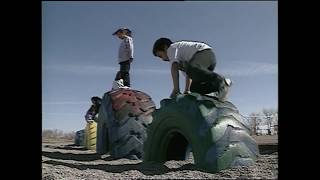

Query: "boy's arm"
left=124, top=37, right=134, bottom=61
left=184, top=75, right=192, bottom=94
left=170, top=62, right=180, bottom=98
left=129, top=39, right=133, bottom=59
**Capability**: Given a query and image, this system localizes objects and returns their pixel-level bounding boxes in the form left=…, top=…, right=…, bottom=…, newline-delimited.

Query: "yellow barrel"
left=85, top=121, right=97, bottom=150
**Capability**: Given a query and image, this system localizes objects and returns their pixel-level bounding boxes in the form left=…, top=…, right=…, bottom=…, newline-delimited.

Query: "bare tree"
left=42, top=129, right=54, bottom=138
left=248, top=112, right=263, bottom=135
left=64, top=131, right=75, bottom=140
left=42, top=129, right=75, bottom=140
left=262, top=108, right=277, bottom=135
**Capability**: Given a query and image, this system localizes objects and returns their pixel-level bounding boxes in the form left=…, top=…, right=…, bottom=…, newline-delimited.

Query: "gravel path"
left=42, top=142, right=277, bottom=179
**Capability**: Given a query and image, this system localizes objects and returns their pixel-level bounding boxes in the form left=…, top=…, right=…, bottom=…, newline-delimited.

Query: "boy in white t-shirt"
left=152, top=38, right=231, bottom=101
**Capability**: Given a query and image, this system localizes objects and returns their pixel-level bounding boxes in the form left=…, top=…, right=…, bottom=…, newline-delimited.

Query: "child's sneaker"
left=112, top=79, right=130, bottom=90
left=225, top=78, right=232, bottom=86
left=216, top=78, right=232, bottom=101
left=206, top=78, right=232, bottom=101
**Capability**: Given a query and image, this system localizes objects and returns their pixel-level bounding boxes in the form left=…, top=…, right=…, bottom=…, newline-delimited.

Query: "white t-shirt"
left=167, top=41, right=212, bottom=76
left=118, top=35, right=134, bottom=63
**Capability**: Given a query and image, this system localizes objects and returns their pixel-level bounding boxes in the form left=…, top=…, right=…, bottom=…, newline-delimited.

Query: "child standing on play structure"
left=112, top=27, right=134, bottom=87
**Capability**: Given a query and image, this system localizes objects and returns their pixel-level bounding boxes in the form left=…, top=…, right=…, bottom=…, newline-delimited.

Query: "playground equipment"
left=143, top=93, right=259, bottom=173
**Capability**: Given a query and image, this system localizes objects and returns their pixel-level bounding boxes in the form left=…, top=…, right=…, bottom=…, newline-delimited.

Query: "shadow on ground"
left=42, top=151, right=105, bottom=161
left=42, top=159, right=200, bottom=176
left=43, top=144, right=88, bottom=151
left=258, top=144, right=278, bottom=155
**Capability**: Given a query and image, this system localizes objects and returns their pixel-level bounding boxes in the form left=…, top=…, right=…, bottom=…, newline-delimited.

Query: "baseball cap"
left=112, top=27, right=132, bottom=35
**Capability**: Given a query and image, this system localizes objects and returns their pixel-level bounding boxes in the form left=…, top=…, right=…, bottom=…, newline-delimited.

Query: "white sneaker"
left=216, top=78, right=232, bottom=101
left=112, top=79, right=130, bottom=90
left=225, top=78, right=232, bottom=87
left=203, top=78, right=232, bottom=101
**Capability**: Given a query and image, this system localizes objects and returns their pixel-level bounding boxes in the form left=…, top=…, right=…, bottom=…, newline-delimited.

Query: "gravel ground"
left=42, top=142, right=278, bottom=179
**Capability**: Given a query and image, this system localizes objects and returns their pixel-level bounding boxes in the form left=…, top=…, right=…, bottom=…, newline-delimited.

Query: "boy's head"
left=152, top=38, right=172, bottom=61
left=112, top=27, right=132, bottom=39
left=91, top=96, right=101, bottom=105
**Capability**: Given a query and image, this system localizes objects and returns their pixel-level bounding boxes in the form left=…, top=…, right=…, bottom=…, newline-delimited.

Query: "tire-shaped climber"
left=97, top=88, right=156, bottom=159
left=143, top=93, right=259, bottom=173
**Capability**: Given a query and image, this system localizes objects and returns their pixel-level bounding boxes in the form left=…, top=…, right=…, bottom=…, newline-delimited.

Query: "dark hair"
left=112, top=28, right=132, bottom=37
left=91, top=96, right=102, bottom=104
left=152, top=38, right=173, bottom=56
left=123, top=29, right=132, bottom=37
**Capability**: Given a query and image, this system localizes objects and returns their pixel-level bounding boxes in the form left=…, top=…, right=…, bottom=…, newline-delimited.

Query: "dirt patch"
left=42, top=140, right=278, bottom=179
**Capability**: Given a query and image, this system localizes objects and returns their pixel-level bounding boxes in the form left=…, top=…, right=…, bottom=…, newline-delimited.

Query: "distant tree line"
left=42, top=129, right=75, bottom=140
left=246, top=108, right=278, bottom=135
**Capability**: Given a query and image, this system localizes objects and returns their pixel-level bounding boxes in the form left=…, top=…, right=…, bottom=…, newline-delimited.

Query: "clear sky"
left=42, top=1, right=278, bottom=132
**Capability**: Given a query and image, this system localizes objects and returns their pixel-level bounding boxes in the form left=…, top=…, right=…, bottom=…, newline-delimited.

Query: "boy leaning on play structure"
left=152, top=38, right=232, bottom=101
left=85, top=96, right=102, bottom=122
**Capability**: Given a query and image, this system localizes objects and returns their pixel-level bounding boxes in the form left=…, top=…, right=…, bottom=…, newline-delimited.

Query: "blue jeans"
left=115, top=60, right=131, bottom=87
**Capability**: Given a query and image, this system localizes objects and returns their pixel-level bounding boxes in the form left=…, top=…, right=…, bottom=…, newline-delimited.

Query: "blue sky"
left=42, top=1, right=278, bottom=132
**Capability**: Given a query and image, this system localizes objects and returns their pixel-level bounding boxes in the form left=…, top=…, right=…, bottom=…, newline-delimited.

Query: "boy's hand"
left=170, top=89, right=181, bottom=99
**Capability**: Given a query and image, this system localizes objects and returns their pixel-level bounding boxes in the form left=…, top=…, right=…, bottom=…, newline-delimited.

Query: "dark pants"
left=185, top=50, right=225, bottom=95
left=115, top=60, right=131, bottom=87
